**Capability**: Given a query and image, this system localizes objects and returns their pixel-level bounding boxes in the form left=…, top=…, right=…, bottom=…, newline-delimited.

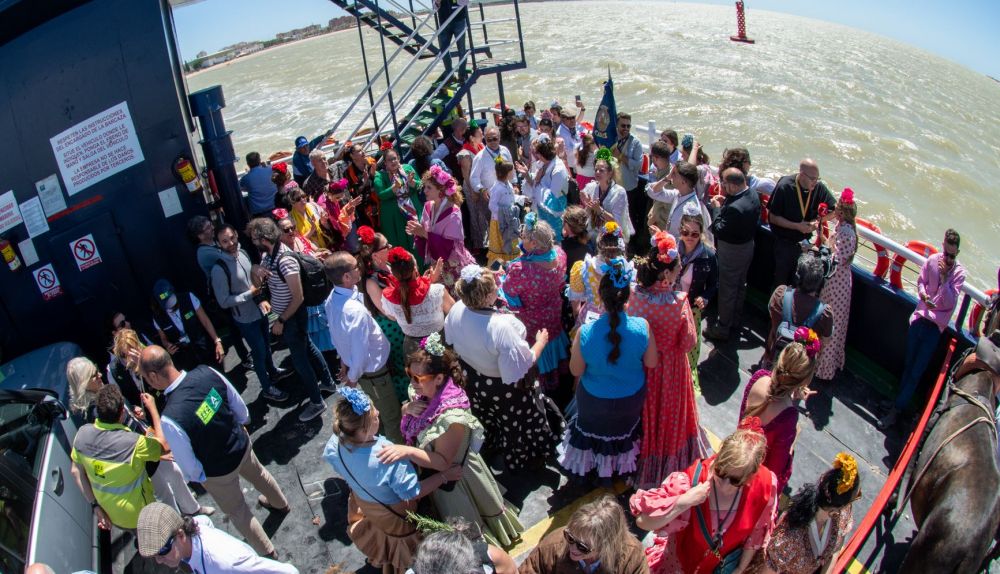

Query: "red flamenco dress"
left=630, top=455, right=778, bottom=574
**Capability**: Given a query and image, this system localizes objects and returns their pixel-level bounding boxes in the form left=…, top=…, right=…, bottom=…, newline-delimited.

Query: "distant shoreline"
left=184, top=27, right=356, bottom=79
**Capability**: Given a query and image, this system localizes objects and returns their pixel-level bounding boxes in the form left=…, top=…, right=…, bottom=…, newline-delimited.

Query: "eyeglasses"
left=157, top=534, right=176, bottom=556
left=619, top=124, right=631, bottom=129
left=375, top=243, right=391, bottom=253
left=563, top=529, right=592, bottom=554
left=680, top=229, right=701, bottom=238
left=485, top=137, right=500, bottom=142
left=715, top=472, right=749, bottom=488
left=281, top=227, right=295, bottom=234
left=799, top=172, right=820, bottom=182
left=404, top=367, right=437, bottom=383
left=296, top=197, right=308, bottom=203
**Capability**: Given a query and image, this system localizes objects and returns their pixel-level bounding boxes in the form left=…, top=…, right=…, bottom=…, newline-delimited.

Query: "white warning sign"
left=70, top=233, right=102, bottom=271
left=50, top=102, right=145, bottom=195
left=33, top=264, right=63, bottom=300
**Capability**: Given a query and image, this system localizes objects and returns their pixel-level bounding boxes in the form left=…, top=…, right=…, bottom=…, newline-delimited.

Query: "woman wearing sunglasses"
left=748, top=453, right=861, bottom=574
left=378, top=333, right=523, bottom=548
left=631, top=418, right=778, bottom=574
left=670, top=207, right=718, bottom=393
left=520, top=495, right=648, bottom=574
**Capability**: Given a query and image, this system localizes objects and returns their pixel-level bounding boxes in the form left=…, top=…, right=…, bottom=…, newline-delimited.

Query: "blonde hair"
left=713, top=428, right=767, bottom=480
left=455, top=268, right=497, bottom=309
left=565, top=495, right=632, bottom=574
left=66, top=356, right=99, bottom=414
left=745, top=342, right=815, bottom=417
left=112, top=328, right=146, bottom=374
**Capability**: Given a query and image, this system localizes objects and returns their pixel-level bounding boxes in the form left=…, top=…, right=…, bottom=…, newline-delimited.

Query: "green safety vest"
left=70, top=420, right=161, bottom=529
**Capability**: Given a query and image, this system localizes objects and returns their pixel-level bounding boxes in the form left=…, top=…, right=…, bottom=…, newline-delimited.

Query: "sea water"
left=186, top=1, right=1000, bottom=288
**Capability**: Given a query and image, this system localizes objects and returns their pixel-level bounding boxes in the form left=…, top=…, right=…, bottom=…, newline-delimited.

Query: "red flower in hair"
left=379, top=141, right=394, bottom=152
left=271, top=162, right=288, bottom=174
left=840, top=187, right=855, bottom=205
left=738, top=416, right=766, bottom=438
left=358, top=225, right=376, bottom=245
left=653, top=231, right=679, bottom=264
left=387, top=247, right=411, bottom=264
left=329, top=178, right=348, bottom=193
left=271, top=208, right=289, bottom=220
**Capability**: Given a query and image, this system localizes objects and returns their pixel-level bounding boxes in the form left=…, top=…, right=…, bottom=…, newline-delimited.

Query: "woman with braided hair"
left=558, top=257, right=657, bottom=484
left=739, top=334, right=821, bottom=494
left=377, top=334, right=524, bottom=547
left=630, top=418, right=779, bottom=574
left=630, top=231, right=706, bottom=489
left=747, top=453, right=860, bottom=574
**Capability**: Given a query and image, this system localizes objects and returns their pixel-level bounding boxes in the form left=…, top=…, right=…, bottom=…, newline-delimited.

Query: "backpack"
left=773, top=288, right=826, bottom=356
left=273, top=250, right=332, bottom=307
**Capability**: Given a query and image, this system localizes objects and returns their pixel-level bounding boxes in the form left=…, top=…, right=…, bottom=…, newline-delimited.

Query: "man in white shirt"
left=137, top=502, right=298, bottom=573
left=323, top=252, right=404, bottom=443
left=469, top=126, right=513, bottom=195
left=557, top=108, right=583, bottom=173
left=140, top=346, right=288, bottom=559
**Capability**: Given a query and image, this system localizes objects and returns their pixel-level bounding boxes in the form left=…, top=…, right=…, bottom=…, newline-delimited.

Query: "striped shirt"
left=261, top=244, right=300, bottom=316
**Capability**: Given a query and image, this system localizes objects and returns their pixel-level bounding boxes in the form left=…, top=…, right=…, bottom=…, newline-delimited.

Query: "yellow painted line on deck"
left=846, top=558, right=871, bottom=574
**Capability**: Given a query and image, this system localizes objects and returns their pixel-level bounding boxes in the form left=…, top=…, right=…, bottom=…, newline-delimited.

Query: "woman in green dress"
left=374, top=147, right=423, bottom=260
left=377, top=333, right=524, bottom=548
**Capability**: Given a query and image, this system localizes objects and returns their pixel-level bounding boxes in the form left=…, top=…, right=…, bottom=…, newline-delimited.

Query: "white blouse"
left=443, top=301, right=534, bottom=384
left=581, top=180, right=634, bottom=240
left=381, top=283, right=446, bottom=338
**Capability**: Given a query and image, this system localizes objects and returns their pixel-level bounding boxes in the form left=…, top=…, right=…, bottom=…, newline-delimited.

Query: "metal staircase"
left=323, top=0, right=527, bottom=159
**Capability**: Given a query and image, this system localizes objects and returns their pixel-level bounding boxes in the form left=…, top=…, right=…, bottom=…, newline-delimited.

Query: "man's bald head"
left=797, top=158, right=820, bottom=191
left=139, top=345, right=176, bottom=390
left=721, top=168, right=746, bottom=195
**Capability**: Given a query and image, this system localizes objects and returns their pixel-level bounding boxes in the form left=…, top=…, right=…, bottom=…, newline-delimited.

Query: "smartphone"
left=574, top=94, right=582, bottom=105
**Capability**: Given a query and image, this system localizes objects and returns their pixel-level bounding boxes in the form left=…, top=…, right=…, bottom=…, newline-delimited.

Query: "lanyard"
left=795, top=178, right=815, bottom=220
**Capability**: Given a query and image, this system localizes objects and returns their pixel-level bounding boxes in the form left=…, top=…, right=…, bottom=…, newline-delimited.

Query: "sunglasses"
left=296, top=197, right=308, bottom=203
left=485, top=137, right=500, bottom=142
left=374, top=243, right=391, bottom=253
left=157, top=534, right=176, bottom=556
left=563, top=529, right=592, bottom=554
left=619, top=124, right=631, bottom=129
left=715, top=472, right=749, bottom=488
left=405, top=367, right=437, bottom=383
left=680, top=229, right=701, bottom=238
left=281, top=227, right=295, bottom=234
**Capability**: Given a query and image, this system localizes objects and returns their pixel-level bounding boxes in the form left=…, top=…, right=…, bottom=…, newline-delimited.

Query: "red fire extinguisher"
left=173, top=155, right=203, bottom=193
left=0, top=238, right=22, bottom=271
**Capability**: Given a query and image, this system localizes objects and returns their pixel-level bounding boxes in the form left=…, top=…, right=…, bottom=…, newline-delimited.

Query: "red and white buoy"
left=730, top=1, right=755, bottom=44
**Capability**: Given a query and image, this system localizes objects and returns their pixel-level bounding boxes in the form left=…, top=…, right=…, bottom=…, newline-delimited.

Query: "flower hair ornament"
left=840, top=187, right=855, bottom=205
left=832, top=452, right=858, bottom=495
left=681, top=201, right=702, bottom=218
left=601, top=221, right=627, bottom=252
left=737, top=416, right=766, bottom=444
left=523, top=211, right=538, bottom=231
left=420, top=332, right=446, bottom=357
left=387, top=247, right=412, bottom=265
left=650, top=231, right=679, bottom=265
left=358, top=225, right=376, bottom=246
left=793, top=326, right=822, bottom=358
left=339, top=386, right=372, bottom=415
left=329, top=178, right=348, bottom=193
left=429, top=164, right=457, bottom=196
left=271, top=208, right=289, bottom=220
left=600, top=256, right=634, bottom=289
left=460, top=264, right=483, bottom=283
left=594, top=147, right=619, bottom=172
left=379, top=140, right=394, bottom=152
left=271, top=162, right=288, bottom=174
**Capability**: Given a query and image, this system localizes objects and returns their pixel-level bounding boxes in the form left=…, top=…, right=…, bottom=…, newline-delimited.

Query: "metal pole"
left=375, top=0, right=402, bottom=149
left=513, top=0, right=525, bottom=66
left=355, top=9, right=380, bottom=134
left=497, top=72, right=505, bottom=112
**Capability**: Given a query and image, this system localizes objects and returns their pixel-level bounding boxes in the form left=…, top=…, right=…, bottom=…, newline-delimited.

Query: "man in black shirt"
left=705, top=168, right=760, bottom=341
left=767, top=159, right=836, bottom=288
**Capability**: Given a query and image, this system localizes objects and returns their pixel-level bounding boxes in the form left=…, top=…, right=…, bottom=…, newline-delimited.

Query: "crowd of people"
left=54, top=97, right=974, bottom=574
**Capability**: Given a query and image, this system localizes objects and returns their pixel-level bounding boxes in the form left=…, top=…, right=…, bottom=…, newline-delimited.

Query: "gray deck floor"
left=112, top=306, right=928, bottom=574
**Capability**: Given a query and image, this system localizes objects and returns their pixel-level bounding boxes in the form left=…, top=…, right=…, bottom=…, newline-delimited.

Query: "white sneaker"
left=298, top=400, right=327, bottom=422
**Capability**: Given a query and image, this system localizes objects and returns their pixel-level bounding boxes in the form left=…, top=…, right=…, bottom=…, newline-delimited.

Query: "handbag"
left=692, top=462, right=744, bottom=574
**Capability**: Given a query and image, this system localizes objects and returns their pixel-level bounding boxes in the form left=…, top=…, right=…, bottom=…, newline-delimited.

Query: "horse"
left=898, top=338, right=1000, bottom=573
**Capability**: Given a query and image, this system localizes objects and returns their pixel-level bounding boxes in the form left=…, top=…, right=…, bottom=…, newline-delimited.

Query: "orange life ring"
left=889, top=240, right=938, bottom=289
left=969, top=288, right=999, bottom=336
left=856, top=218, right=890, bottom=279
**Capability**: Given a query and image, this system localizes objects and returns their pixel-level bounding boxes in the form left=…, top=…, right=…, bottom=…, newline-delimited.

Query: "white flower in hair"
left=682, top=201, right=702, bottom=217
left=460, top=264, right=483, bottom=283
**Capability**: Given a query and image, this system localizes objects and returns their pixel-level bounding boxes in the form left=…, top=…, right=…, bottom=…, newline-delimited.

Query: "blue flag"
left=592, top=71, right=617, bottom=148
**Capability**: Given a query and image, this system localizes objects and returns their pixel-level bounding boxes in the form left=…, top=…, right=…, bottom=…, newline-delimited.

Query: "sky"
left=171, top=0, right=1000, bottom=78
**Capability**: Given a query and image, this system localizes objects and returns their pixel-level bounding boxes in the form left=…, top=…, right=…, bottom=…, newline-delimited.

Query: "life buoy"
left=969, top=289, right=999, bottom=336
left=855, top=218, right=891, bottom=279
left=890, top=240, right=937, bottom=289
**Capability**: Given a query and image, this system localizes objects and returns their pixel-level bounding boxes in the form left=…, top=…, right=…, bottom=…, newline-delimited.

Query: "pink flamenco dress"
left=414, top=199, right=475, bottom=295
left=628, top=287, right=709, bottom=489
left=739, top=370, right=799, bottom=494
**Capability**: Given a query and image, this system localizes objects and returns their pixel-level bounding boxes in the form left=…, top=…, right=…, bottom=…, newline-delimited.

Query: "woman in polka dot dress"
left=444, top=264, right=560, bottom=472
left=816, top=189, right=858, bottom=381
left=628, top=232, right=706, bottom=489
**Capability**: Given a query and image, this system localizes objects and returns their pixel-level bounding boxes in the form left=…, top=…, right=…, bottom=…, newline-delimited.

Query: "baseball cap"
left=152, top=279, right=175, bottom=309
left=136, top=502, right=184, bottom=558
left=295, top=136, right=308, bottom=148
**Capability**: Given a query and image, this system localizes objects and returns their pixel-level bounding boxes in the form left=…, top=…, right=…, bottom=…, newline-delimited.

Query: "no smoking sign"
left=70, top=233, right=102, bottom=271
